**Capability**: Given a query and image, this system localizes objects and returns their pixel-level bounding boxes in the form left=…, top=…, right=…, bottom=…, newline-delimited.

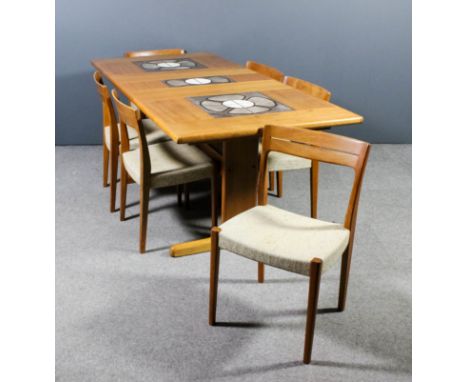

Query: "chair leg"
left=268, top=171, right=275, bottom=191
left=209, top=227, right=221, bottom=326
left=120, top=165, right=128, bottom=221
left=211, top=169, right=219, bottom=228
left=257, top=262, right=264, bottom=283
left=139, top=184, right=150, bottom=254
left=276, top=171, right=283, bottom=198
left=303, top=258, right=322, bottom=364
left=109, top=148, right=118, bottom=213
left=103, top=145, right=109, bottom=187
left=338, top=247, right=352, bottom=311
left=310, top=161, right=319, bottom=218
left=184, top=183, right=190, bottom=209
left=176, top=185, right=182, bottom=206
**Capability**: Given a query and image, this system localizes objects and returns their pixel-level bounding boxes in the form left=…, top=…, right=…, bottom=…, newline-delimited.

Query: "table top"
left=91, top=52, right=363, bottom=144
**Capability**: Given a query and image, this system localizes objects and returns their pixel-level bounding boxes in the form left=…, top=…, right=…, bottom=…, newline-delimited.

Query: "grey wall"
left=56, top=0, right=411, bottom=144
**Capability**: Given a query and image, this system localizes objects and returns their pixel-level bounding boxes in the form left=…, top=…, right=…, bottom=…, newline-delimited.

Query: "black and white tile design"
left=164, top=76, right=232, bottom=87
left=190, top=92, right=291, bottom=118
left=135, top=58, right=205, bottom=72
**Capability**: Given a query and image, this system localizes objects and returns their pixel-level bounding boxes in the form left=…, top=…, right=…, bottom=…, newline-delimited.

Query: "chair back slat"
left=124, top=48, right=186, bottom=58
left=246, top=60, right=285, bottom=82
left=284, top=76, right=332, bottom=101
left=258, top=125, right=370, bottom=232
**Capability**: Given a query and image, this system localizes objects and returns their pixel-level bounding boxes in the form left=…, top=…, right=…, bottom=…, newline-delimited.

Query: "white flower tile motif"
left=134, top=58, right=205, bottom=72
left=164, top=76, right=232, bottom=87
left=190, top=92, right=292, bottom=118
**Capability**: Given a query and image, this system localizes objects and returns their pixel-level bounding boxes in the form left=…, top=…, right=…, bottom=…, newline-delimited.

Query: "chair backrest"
left=284, top=76, right=332, bottom=102
left=93, top=71, right=119, bottom=148
left=111, top=89, right=151, bottom=181
left=259, top=125, right=370, bottom=234
left=245, top=60, right=285, bottom=82
left=123, top=48, right=186, bottom=58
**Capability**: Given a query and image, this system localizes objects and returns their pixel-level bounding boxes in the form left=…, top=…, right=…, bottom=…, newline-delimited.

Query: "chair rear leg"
left=268, top=171, right=275, bottom=191
left=120, top=166, right=128, bottom=221
left=184, top=183, right=190, bottom=209
left=103, top=145, right=109, bottom=187
left=338, top=247, right=352, bottom=311
left=139, top=184, right=150, bottom=254
left=257, top=262, right=264, bottom=283
left=276, top=171, right=283, bottom=197
left=177, top=185, right=182, bottom=206
left=310, top=161, right=319, bottom=218
left=303, top=258, right=322, bottom=364
left=209, top=227, right=221, bottom=325
left=211, top=168, right=219, bottom=227
left=109, top=148, right=118, bottom=213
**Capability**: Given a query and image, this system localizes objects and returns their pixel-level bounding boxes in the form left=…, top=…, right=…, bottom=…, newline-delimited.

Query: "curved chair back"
left=284, top=76, right=332, bottom=101
left=93, top=71, right=119, bottom=148
left=111, top=89, right=151, bottom=182
left=124, top=48, right=186, bottom=58
left=246, top=60, right=285, bottom=82
left=259, top=125, right=370, bottom=235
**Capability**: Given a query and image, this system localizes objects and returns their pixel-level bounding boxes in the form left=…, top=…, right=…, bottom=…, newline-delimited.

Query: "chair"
left=266, top=76, right=332, bottom=218
left=111, top=89, right=218, bottom=253
left=92, top=72, right=169, bottom=212
left=123, top=49, right=193, bottom=205
left=123, top=48, right=186, bottom=58
left=245, top=60, right=285, bottom=82
left=209, top=125, right=370, bottom=364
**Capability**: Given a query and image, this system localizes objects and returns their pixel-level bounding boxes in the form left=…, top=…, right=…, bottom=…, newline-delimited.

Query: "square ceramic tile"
left=134, top=58, right=205, bottom=72
left=164, top=76, right=233, bottom=87
left=190, top=92, right=292, bottom=118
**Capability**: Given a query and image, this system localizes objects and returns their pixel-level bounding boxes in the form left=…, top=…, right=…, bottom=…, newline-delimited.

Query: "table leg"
left=170, top=136, right=258, bottom=257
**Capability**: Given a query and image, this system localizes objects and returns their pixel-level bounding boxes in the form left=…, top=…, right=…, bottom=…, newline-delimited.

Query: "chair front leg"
left=139, top=184, right=150, bottom=254
left=209, top=227, right=221, bottom=325
left=303, top=258, right=322, bottom=364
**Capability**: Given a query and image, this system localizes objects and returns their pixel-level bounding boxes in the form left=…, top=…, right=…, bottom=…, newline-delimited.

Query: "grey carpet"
left=56, top=145, right=411, bottom=382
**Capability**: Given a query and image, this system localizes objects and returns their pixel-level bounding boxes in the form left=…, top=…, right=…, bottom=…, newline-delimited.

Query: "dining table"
left=91, top=51, right=363, bottom=258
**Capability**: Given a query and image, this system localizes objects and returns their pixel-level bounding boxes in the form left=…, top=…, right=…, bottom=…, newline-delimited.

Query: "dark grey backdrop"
left=56, top=0, right=411, bottom=144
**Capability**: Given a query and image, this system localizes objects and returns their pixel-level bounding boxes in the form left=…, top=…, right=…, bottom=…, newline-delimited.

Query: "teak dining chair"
left=245, top=60, right=285, bottom=82
left=93, top=72, right=169, bottom=212
left=123, top=49, right=193, bottom=206
left=123, top=48, right=187, bottom=58
left=266, top=76, right=332, bottom=219
left=209, top=125, right=370, bottom=364
left=111, top=89, right=218, bottom=253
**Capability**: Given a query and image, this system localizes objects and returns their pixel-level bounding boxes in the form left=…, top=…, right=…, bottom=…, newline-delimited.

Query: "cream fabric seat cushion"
left=123, top=141, right=213, bottom=188
left=219, top=205, right=349, bottom=276
left=259, top=144, right=312, bottom=172
left=104, top=119, right=169, bottom=151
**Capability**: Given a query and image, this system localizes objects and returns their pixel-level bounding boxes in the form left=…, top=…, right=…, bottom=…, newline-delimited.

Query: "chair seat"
left=219, top=205, right=349, bottom=276
left=104, top=119, right=169, bottom=150
left=123, top=141, right=213, bottom=188
left=259, top=144, right=312, bottom=172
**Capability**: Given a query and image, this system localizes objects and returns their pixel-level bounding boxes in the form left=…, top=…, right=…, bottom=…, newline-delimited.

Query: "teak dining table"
left=91, top=51, right=363, bottom=257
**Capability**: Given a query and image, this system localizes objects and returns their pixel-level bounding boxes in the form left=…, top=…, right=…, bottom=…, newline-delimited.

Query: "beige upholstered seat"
left=219, top=205, right=349, bottom=276
left=122, top=140, right=213, bottom=188
left=259, top=142, right=312, bottom=172
left=104, top=119, right=169, bottom=151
